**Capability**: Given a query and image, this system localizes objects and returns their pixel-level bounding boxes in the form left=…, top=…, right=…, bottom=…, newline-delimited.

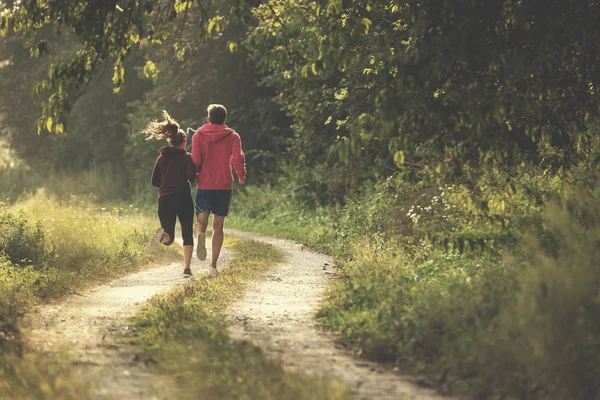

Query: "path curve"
left=227, top=230, right=456, bottom=400
left=21, top=243, right=229, bottom=400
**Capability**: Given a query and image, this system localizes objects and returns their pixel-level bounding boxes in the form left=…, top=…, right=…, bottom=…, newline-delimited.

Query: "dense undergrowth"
left=0, top=173, right=178, bottom=399
left=229, top=150, right=600, bottom=399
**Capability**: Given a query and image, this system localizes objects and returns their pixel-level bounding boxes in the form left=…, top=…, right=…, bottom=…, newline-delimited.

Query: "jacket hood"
left=196, top=123, right=234, bottom=143
left=160, top=146, right=187, bottom=157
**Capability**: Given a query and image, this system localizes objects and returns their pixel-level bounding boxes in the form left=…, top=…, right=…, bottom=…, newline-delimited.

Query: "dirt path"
left=21, top=230, right=455, bottom=400
left=21, top=243, right=230, bottom=400
left=227, top=230, right=455, bottom=400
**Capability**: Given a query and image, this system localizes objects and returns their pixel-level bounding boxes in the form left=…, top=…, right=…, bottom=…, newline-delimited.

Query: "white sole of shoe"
left=149, top=227, right=165, bottom=248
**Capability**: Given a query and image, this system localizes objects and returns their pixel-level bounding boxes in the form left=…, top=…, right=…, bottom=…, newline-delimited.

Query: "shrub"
left=318, top=184, right=600, bottom=399
left=232, top=156, right=600, bottom=398
left=0, top=204, right=47, bottom=268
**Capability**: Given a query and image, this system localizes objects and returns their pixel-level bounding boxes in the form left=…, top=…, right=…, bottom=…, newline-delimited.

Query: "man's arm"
left=232, top=134, right=246, bottom=184
left=191, top=129, right=203, bottom=171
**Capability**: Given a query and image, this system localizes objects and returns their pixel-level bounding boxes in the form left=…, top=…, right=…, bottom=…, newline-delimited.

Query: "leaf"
left=361, top=18, right=372, bottom=34
left=300, top=64, right=309, bottom=78
left=326, top=0, right=343, bottom=16
left=227, top=41, right=238, bottom=53
left=143, top=60, right=159, bottom=82
left=45, top=117, right=53, bottom=132
left=393, top=151, right=405, bottom=166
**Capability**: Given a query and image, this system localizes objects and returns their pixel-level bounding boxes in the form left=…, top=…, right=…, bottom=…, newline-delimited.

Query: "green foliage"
left=122, top=8, right=292, bottom=194
left=229, top=184, right=332, bottom=251
left=0, top=28, right=151, bottom=174
left=0, top=205, right=46, bottom=268
left=230, top=148, right=600, bottom=398
left=0, top=352, right=88, bottom=400
left=3, top=2, right=600, bottom=396
left=3, top=0, right=600, bottom=186
left=0, top=189, right=178, bottom=399
left=246, top=0, right=600, bottom=175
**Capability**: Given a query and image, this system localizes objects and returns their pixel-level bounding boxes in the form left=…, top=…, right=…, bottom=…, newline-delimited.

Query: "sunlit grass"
left=11, top=189, right=179, bottom=298
left=133, top=237, right=352, bottom=400
left=0, top=166, right=128, bottom=204
left=0, top=353, right=89, bottom=400
left=0, top=189, right=179, bottom=400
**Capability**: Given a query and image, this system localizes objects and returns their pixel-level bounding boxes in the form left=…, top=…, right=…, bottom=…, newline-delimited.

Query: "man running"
left=191, top=104, right=246, bottom=274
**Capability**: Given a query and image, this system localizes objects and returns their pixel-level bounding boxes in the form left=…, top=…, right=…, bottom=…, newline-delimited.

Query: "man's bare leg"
left=195, top=210, right=210, bottom=260
left=211, top=215, right=225, bottom=268
left=196, top=210, right=209, bottom=235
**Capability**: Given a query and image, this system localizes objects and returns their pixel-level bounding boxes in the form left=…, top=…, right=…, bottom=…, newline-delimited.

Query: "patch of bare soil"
left=227, top=230, right=457, bottom=400
left=20, top=243, right=230, bottom=400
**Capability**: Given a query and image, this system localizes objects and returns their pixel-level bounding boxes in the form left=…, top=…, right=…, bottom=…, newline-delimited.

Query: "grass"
left=0, top=165, right=129, bottom=205
left=0, top=353, right=90, bottom=400
left=0, top=189, right=180, bottom=400
left=226, top=167, right=600, bottom=399
left=133, top=236, right=353, bottom=400
left=11, top=190, right=179, bottom=298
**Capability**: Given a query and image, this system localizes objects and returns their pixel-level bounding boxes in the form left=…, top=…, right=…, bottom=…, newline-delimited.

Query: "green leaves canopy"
left=2, top=0, right=599, bottom=175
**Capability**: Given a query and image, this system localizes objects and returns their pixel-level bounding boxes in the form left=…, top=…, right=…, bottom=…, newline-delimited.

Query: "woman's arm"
left=186, top=154, right=196, bottom=183
left=151, top=156, right=161, bottom=187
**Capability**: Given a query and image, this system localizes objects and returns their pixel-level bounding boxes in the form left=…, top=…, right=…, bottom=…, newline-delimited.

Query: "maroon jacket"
left=151, top=146, right=196, bottom=198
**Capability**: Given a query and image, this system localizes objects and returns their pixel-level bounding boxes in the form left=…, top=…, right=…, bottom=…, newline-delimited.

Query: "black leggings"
left=158, top=191, right=194, bottom=246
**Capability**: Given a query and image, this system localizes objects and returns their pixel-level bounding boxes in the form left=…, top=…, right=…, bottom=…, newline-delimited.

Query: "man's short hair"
left=207, top=104, right=227, bottom=125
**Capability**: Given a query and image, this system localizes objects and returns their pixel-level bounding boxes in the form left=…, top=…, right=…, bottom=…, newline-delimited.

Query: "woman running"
left=146, top=110, right=196, bottom=277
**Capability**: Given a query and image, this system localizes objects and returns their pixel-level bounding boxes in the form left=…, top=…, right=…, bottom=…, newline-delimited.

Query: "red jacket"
left=151, top=146, right=196, bottom=198
left=191, top=123, right=246, bottom=190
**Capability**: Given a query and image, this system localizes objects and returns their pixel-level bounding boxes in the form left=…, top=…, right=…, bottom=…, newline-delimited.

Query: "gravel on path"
left=21, top=241, right=229, bottom=400
left=227, top=230, right=457, bottom=400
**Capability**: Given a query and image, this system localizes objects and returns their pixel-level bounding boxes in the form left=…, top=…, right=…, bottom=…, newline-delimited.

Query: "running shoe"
left=183, top=267, right=192, bottom=278
left=149, top=227, right=165, bottom=248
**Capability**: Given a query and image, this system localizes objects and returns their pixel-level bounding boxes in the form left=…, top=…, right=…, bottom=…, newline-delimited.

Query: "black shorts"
left=195, top=189, right=232, bottom=216
left=158, top=191, right=194, bottom=246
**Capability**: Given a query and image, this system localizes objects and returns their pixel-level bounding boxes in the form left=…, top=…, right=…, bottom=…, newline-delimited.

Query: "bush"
left=0, top=204, right=47, bottom=268
left=0, top=257, right=38, bottom=351
left=318, top=185, right=600, bottom=399
left=0, top=188, right=179, bottom=399
left=231, top=156, right=600, bottom=399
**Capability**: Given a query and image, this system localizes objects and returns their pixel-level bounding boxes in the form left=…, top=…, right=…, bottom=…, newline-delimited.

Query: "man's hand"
left=239, top=178, right=245, bottom=185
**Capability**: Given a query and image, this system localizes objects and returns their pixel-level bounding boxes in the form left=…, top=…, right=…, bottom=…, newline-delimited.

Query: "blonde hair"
left=144, top=110, right=186, bottom=147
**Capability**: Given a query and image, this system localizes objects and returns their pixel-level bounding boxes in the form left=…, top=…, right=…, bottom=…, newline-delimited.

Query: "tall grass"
left=0, top=165, right=129, bottom=204
left=0, top=187, right=178, bottom=399
left=11, top=190, right=166, bottom=297
left=229, top=161, right=600, bottom=399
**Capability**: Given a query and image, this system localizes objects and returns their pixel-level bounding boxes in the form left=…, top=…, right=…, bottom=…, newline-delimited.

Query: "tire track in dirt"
left=227, top=230, right=457, bottom=400
left=20, top=242, right=229, bottom=400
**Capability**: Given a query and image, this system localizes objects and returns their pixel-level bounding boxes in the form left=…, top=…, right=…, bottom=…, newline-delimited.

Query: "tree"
left=247, top=0, right=600, bottom=174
